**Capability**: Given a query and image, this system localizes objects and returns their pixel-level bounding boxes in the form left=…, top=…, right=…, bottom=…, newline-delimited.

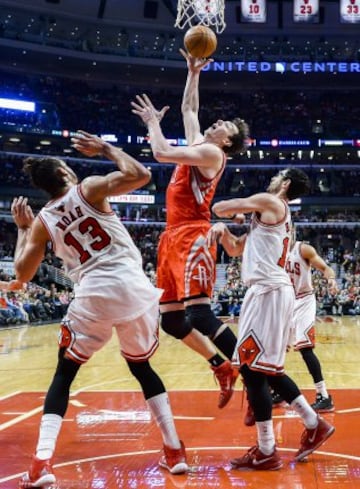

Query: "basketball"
left=184, top=25, right=217, bottom=58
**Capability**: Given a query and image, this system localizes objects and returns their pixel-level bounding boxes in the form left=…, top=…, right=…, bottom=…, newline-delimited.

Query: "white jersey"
left=286, top=241, right=313, bottom=299
left=38, top=184, right=161, bottom=318
left=241, top=200, right=292, bottom=286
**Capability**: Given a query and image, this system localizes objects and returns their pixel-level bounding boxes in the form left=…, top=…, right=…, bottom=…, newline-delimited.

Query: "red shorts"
left=157, top=222, right=217, bottom=303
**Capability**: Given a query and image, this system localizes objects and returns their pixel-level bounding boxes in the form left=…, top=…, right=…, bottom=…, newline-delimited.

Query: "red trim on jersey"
left=121, top=338, right=159, bottom=362
left=254, top=199, right=289, bottom=228
left=296, top=291, right=314, bottom=299
left=38, top=214, right=56, bottom=254
left=249, top=364, right=285, bottom=376
left=77, top=184, right=115, bottom=216
left=64, top=345, right=90, bottom=364
left=43, top=193, right=67, bottom=208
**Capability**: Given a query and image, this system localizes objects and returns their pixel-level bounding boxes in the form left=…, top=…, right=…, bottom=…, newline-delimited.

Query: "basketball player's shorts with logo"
left=234, top=283, right=295, bottom=375
left=292, top=293, right=316, bottom=350
left=58, top=274, right=163, bottom=364
left=157, top=222, right=216, bottom=303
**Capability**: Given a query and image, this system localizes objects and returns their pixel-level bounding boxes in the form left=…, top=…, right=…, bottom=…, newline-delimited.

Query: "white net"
left=175, top=0, right=226, bottom=34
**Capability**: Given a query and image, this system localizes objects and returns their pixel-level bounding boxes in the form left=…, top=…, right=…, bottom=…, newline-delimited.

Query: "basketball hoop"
left=175, top=0, right=226, bottom=34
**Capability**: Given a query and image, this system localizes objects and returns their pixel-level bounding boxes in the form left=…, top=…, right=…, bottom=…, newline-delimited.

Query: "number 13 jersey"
left=38, top=184, right=161, bottom=315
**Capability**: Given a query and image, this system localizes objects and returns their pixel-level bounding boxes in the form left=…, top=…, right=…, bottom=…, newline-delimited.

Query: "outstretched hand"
left=179, top=48, right=213, bottom=72
left=131, top=94, right=169, bottom=125
left=327, top=278, right=339, bottom=296
left=11, top=196, right=34, bottom=230
left=207, top=222, right=227, bottom=247
left=71, top=130, right=106, bottom=157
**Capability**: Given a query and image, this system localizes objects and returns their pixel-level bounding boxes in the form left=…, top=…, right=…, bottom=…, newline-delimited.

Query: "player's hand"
left=207, top=222, right=227, bottom=247
left=131, top=94, right=169, bottom=125
left=11, top=196, right=34, bottom=230
left=179, top=48, right=213, bottom=72
left=71, top=130, right=106, bottom=157
left=327, top=278, right=338, bottom=296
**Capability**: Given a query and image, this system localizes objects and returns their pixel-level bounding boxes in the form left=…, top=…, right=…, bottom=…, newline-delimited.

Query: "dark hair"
left=23, top=157, right=69, bottom=197
left=282, top=168, right=311, bottom=200
left=223, top=118, right=250, bottom=156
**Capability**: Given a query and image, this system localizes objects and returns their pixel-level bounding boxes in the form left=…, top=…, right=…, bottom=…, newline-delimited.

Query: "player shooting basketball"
left=131, top=50, right=249, bottom=409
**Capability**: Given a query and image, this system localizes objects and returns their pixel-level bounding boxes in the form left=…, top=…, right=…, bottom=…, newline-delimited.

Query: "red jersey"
left=165, top=148, right=226, bottom=227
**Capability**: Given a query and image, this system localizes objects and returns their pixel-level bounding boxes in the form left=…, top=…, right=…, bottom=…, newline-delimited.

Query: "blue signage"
left=203, top=61, right=360, bottom=74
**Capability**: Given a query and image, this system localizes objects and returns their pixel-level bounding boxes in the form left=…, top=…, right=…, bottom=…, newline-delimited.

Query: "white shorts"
left=59, top=297, right=159, bottom=363
left=234, top=284, right=295, bottom=375
left=293, top=294, right=316, bottom=350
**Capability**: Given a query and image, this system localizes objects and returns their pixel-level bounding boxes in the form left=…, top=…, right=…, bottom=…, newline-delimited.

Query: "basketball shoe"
left=294, top=416, right=335, bottom=462
left=311, top=394, right=335, bottom=413
left=231, top=445, right=283, bottom=471
left=159, top=440, right=188, bottom=474
left=212, top=360, right=239, bottom=408
left=19, top=455, right=56, bottom=488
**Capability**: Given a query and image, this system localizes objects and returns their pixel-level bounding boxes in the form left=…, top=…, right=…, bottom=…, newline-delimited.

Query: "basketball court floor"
left=0, top=316, right=359, bottom=488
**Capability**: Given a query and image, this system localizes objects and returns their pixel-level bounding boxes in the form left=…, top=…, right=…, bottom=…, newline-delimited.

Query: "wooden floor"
left=0, top=316, right=359, bottom=488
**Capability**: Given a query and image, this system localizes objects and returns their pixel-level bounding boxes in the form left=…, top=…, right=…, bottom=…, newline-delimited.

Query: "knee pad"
left=186, top=304, right=223, bottom=337
left=160, top=310, right=192, bottom=340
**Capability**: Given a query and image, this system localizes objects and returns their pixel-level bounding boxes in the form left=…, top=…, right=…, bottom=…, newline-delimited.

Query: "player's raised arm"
left=180, top=49, right=212, bottom=145
left=300, top=243, right=338, bottom=295
left=71, top=130, right=151, bottom=199
left=131, top=94, right=221, bottom=168
left=207, top=222, right=247, bottom=257
left=11, top=196, right=48, bottom=284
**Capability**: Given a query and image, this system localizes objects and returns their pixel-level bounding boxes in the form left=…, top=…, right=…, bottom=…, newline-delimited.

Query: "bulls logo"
left=58, top=321, right=72, bottom=348
left=238, top=335, right=261, bottom=364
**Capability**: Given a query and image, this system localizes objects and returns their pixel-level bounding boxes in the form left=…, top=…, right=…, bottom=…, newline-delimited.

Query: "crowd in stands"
left=0, top=219, right=359, bottom=327
left=0, top=70, right=359, bottom=142
left=0, top=270, right=72, bottom=327
left=212, top=252, right=360, bottom=319
left=1, top=153, right=360, bottom=203
left=0, top=71, right=359, bottom=326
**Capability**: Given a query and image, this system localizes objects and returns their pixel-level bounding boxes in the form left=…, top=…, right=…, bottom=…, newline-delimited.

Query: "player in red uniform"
left=131, top=51, right=249, bottom=408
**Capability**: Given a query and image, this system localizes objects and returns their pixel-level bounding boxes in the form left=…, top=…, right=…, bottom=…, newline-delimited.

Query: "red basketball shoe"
left=295, top=416, right=335, bottom=462
left=159, top=440, right=188, bottom=474
left=231, top=445, right=283, bottom=471
left=212, top=360, right=239, bottom=408
left=19, top=455, right=56, bottom=488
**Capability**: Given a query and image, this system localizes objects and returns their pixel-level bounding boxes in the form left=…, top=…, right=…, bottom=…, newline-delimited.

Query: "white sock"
left=35, top=414, right=63, bottom=460
left=291, top=395, right=318, bottom=429
left=315, top=381, right=328, bottom=398
left=146, top=392, right=181, bottom=449
left=256, top=420, right=275, bottom=455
